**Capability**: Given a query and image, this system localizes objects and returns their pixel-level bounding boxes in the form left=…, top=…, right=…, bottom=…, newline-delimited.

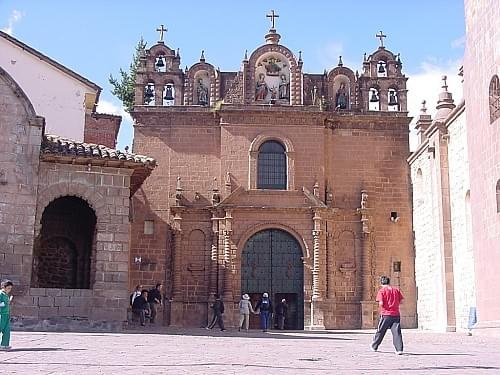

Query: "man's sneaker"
left=0, top=346, right=12, bottom=351
left=395, top=351, right=404, bottom=355
left=370, top=345, right=378, bottom=352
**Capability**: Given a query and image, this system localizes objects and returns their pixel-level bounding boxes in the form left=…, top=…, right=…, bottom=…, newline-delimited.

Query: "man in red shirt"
left=370, top=276, right=404, bottom=354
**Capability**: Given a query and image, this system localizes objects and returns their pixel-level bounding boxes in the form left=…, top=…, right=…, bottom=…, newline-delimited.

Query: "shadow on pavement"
left=122, top=328, right=357, bottom=340
left=8, top=347, right=86, bottom=352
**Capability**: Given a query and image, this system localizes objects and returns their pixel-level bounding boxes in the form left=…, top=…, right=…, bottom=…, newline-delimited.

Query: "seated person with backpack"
left=132, top=289, right=150, bottom=326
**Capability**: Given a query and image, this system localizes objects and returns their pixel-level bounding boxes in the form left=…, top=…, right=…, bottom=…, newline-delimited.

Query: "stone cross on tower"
left=267, top=10, right=279, bottom=30
left=376, top=30, right=387, bottom=48
left=156, top=24, right=167, bottom=42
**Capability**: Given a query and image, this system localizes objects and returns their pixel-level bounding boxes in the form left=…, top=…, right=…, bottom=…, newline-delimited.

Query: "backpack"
left=260, top=298, right=270, bottom=311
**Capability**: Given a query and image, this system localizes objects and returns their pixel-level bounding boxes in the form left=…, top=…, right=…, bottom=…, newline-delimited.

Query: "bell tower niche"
left=184, top=50, right=219, bottom=106
left=243, top=10, right=303, bottom=105
left=358, top=31, right=407, bottom=112
left=135, top=24, right=184, bottom=107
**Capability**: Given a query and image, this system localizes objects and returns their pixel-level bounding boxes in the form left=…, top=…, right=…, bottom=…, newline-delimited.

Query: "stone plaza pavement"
left=1, top=329, right=499, bottom=374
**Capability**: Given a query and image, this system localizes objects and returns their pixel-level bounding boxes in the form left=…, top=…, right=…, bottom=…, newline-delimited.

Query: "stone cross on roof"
left=156, top=24, right=167, bottom=42
left=267, top=10, right=279, bottom=30
left=376, top=30, right=387, bottom=48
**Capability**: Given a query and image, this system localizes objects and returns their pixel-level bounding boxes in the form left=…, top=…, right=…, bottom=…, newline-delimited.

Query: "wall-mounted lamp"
left=390, top=211, right=400, bottom=223
left=134, top=256, right=142, bottom=264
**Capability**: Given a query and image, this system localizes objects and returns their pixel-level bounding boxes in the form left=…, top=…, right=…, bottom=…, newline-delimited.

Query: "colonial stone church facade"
left=131, top=19, right=417, bottom=329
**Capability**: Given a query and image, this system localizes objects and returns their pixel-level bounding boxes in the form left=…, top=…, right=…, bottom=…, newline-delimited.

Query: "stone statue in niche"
left=361, top=190, right=368, bottom=209
left=255, top=73, right=269, bottom=101
left=335, top=82, right=349, bottom=109
left=279, top=74, right=289, bottom=100
left=196, top=78, right=209, bottom=105
left=264, top=57, right=282, bottom=76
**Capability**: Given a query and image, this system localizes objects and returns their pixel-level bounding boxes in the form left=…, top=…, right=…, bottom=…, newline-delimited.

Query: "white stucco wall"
left=447, top=108, right=476, bottom=332
left=0, top=37, right=98, bottom=141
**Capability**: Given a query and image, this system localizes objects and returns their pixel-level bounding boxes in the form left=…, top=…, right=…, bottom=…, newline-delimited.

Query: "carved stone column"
left=357, top=190, right=376, bottom=328
left=209, top=211, right=219, bottom=297
left=222, top=210, right=233, bottom=302
left=308, top=210, right=325, bottom=330
left=171, top=213, right=183, bottom=300
left=326, top=230, right=335, bottom=299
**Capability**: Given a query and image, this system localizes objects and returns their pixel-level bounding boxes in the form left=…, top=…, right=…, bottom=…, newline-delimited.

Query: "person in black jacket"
left=255, top=292, right=273, bottom=332
left=207, top=294, right=225, bottom=331
left=275, top=298, right=288, bottom=330
left=148, top=283, right=163, bottom=324
left=132, top=290, right=150, bottom=326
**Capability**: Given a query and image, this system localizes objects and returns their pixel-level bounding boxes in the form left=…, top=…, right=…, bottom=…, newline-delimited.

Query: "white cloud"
left=96, top=99, right=132, bottom=123
left=1, top=10, right=22, bottom=35
left=451, top=35, right=465, bottom=49
left=407, top=59, right=463, bottom=150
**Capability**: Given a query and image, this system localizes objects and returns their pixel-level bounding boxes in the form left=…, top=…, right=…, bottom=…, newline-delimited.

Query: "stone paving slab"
left=1, top=329, right=499, bottom=374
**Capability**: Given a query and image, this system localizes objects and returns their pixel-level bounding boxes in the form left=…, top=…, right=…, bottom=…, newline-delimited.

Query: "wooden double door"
left=241, top=229, right=304, bottom=330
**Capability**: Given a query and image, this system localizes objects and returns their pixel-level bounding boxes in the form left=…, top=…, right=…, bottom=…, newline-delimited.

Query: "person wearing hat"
left=255, top=292, right=273, bottom=332
left=238, top=294, right=256, bottom=332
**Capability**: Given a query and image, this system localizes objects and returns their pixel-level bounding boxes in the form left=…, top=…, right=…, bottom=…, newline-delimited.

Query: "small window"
left=144, top=220, right=154, bottom=235
left=490, top=75, right=500, bottom=123
left=257, top=141, right=287, bottom=189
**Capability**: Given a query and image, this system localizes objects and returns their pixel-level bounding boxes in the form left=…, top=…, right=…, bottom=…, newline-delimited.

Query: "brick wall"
left=83, top=112, right=121, bottom=148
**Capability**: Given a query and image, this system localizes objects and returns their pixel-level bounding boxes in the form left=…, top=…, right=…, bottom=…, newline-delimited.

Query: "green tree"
left=109, top=38, right=147, bottom=113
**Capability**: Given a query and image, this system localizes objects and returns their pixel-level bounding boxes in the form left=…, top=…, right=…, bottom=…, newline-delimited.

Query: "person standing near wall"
left=370, top=276, right=404, bottom=355
left=0, top=280, right=14, bottom=351
left=238, top=294, right=256, bottom=332
left=148, top=283, right=163, bottom=324
left=207, top=294, right=226, bottom=331
left=256, top=292, right=273, bottom=332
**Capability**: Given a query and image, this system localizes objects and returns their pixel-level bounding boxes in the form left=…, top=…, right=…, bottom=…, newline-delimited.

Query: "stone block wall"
left=410, top=145, right=448, bottom=331
left=11, top=162, right=134, bottom=325
left=0, top=67, right=43, bottom=291
left=132, top=107, right=417, bottom=329
left=464, top=0, right=500, bottom=328
left=447, top=107, right=476, bottom=331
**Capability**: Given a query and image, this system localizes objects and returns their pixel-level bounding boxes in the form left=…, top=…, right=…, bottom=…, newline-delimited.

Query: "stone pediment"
left=217, top=186, right=327, bottom=209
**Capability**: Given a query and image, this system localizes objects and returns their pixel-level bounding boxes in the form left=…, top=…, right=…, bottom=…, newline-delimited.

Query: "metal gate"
left=241, top=229, right=304, bottom=329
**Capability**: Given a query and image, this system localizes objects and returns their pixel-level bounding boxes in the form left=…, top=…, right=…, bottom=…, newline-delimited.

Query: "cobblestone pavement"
left=1, top=329, right=499, bottom=374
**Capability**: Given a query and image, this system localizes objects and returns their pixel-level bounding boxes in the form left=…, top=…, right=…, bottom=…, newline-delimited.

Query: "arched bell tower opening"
left=241, top=229, right=304, bottom=330
left=32, top=196, right=97, bottom=289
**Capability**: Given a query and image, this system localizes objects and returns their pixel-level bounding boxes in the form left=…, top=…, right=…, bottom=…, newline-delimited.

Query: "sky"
left=0, top=0, right=465, bottom=150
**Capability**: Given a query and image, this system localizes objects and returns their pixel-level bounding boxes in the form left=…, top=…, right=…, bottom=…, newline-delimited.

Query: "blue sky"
left=1, top=0, right=465, bottom=149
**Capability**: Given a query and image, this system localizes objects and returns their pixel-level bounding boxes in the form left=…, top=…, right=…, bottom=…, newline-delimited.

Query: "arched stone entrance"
left=241, top=229, right=304, bottom=329
left=32, top=196, right=97, bottom=289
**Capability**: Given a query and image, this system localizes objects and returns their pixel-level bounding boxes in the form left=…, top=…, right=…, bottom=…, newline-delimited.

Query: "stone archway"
left=241, top=228, right=304, bottom=329
left=32, top=196, right=97, bottom=289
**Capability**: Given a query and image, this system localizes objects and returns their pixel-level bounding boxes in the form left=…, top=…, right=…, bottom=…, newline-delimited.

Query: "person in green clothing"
left=0, top=280, right=13, bottom=351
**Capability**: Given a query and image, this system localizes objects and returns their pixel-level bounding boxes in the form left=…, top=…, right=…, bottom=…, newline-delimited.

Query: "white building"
left=0, top=30, right=101, bottom=141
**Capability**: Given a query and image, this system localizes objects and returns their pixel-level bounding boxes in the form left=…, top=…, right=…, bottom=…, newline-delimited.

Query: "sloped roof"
left=0, top=30, right=101, bottom=93
left=41, top=134, right=156, bottom=195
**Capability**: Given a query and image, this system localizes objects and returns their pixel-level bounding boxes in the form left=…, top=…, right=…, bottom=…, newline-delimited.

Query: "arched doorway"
left=241, top=229, right=304, bottom=329
left=33, top=196, right=96, bottom=289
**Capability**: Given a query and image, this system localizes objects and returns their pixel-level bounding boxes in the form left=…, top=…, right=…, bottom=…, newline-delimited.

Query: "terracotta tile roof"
left=42, top=134, right=156, bottom=168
